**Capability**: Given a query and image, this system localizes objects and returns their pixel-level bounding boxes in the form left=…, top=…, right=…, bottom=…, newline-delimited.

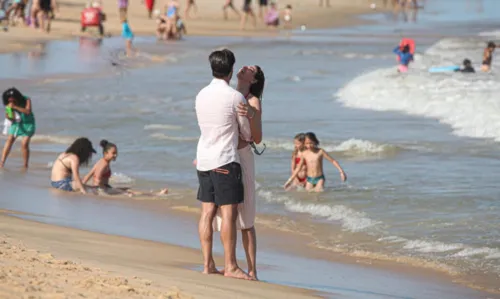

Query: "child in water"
left=481, top=41, right=496, bottom=72
left=121, top=18, right=135, bottom=57
left=285, top=132, right=347, bottom=192
left=290, top=133, right=307, bottom=187
left=393, top=44, right=413, bottom=73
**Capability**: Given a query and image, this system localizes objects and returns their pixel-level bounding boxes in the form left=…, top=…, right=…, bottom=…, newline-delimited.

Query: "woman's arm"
left=82, top=164, right=97, bottom=184
left=291, top=152, right=297, bottom=174
left=70, top=157, right=87, bottom=194
left=12, top=98, right=32, bottom=115
left=321, top=149, right=347, bottom=182
left=247, top=96, right=262, bottom=144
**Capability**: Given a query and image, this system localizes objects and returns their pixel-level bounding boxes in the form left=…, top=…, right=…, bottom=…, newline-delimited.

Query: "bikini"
left=51, top=155, right=73, bottom=192
left=294, top=157, right=306, bottom=183
left=96, top=167, right=112, bottom=189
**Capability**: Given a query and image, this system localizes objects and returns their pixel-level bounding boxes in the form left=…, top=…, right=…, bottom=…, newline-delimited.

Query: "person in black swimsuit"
left=240, top=0, right=256, bottom=30
left=481, top=41, right=496, bottom=72
left=35, top=0, right=57, bottom=32
left=455, top=59, right=475, bottom=73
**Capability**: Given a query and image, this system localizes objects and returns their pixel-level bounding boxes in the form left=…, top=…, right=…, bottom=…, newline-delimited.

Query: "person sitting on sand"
left=284, top=132, right=346, bottom=192
left=393, top=44, right=413, bottom=73
left=455, top=58, right=475, bottom=73
left=290, top=133, right=307, bottom=188
left=481, top=41, right=496, bottom=72
left=50, top=137, right=97, bottom=194
left=83, top=139, right=168, bottom=196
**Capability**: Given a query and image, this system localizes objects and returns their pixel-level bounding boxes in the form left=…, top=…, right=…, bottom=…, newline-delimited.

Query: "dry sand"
left=0, top=0, right=383, bottom=54
left=0, top=211, right=320, bottom=299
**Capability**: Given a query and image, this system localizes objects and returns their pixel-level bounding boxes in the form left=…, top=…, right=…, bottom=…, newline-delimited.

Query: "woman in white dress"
left=214, top=65, right=265, bottom=280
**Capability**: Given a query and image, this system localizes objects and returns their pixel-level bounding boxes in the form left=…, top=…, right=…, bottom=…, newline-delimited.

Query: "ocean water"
left=1, top=0, right=500, bottom=296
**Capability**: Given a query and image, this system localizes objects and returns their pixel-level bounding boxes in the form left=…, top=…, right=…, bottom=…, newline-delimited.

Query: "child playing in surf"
left=83, top=139, right=168, bottom=197
left=481, top=41, right=496, bottom=72
left=393, top=44, right=413, bottom=73
left=290, top=133, right=307, bottom=187
left=121, top=18, right=135, bottom=57
left=285, top=132, right=346, bottom=192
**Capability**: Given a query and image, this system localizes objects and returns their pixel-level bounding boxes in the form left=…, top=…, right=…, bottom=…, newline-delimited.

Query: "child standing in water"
left=285, top=132, right=346, bottom=192
left=290, top=133, right=307, bottom=187
left=481, top=41, right=496, bottom=72
left=393, top=44, right=413, bottom=73
left=121, top=18, right=135, bottom=57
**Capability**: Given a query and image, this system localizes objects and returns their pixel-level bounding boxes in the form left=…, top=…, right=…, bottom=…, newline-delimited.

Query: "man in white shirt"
left=195, top=49, right=253, bottom=280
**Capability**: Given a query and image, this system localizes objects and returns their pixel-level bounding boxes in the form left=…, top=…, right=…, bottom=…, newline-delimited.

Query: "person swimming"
left=284, top=132, right=346, bottom=192
left=455, top=59, right=475, bottom=73
left=481, top=41, right=496, bottom=72
left=393, top=44, right=414, bottom=73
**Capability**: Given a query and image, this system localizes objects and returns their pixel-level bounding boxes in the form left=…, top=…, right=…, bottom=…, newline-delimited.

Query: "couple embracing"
left=195, top=49, right=265, bottom=280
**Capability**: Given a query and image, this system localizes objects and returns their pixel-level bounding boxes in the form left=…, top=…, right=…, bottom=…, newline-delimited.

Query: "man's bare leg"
left=241, top=226, right=257, bottom=280
left=199, top=202, right=221, bottom=274
left=220, top=204, right=252, bottom=280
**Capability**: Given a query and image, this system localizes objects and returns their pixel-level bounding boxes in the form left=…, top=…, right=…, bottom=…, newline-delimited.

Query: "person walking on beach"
left=195, top=49, right=253, bottom=280
left=1, top=87, right=36, bottom=169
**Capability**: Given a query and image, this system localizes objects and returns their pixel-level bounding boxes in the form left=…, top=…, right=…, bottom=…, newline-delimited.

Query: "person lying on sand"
left=83, top=139, right=168, bottom=197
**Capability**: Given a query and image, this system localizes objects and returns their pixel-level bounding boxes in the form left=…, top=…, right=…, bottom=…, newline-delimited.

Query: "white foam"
left=149, top=133, right=198, bottom=142
left=451, top=247, right=500, bottom=259
left=144, top=124, right=183, bottom=130
left=264, top=138, right=400, bottom=155
left=478, top=30, right=500, bottom=38
left=336, top=37, right=500, bottom=142
left=403, top=240, right=463, bottom=253
left=110, top=172, right=135, bottom=184
left=32, top=135, right=76, bottom=145
left=257, top=189, right=380, bottom=232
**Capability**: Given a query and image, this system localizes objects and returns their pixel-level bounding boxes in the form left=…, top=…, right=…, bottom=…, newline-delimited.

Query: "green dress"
left=9, top=97, right=36, bottom=138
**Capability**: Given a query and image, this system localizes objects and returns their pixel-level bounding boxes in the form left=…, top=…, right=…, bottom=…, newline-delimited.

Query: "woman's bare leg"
left=0, top=135, right=16, bottom=168
left=21, top=136, right=31, bottom=169
left=241, top=227, right=257, bottom=280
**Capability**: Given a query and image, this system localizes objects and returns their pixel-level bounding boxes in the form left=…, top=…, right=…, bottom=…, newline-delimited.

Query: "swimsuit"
left=166, top=5, right=177, bottom=18
left=51, top=177, right=73, bottom=191
left=8, top=96, right=36, bottom=138
left=294, top=157, right=306, bottom=183
left=51, top=155, right=73, bottom=191
left=121, top=21, right=134, bottom=39
left=483, top=54, right=492, bottom=66
left=306, top=175, right=325, bottom=186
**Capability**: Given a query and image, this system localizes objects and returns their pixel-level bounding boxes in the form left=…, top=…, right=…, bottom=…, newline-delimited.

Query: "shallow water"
left=1, top=0, right=500, bottom=296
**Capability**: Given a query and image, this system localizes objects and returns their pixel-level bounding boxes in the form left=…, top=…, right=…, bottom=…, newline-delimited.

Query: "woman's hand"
left=237, top=102, right=256, bottom=119
left=340, top=171, right=347, bottom=182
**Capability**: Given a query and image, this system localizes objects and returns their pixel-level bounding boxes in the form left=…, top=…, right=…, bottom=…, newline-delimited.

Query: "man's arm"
left=234, top=93, right=252, bottom=142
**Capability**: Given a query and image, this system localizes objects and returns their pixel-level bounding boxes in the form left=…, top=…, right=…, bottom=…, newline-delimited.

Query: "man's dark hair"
left=209, top=49, right=236, bottom=79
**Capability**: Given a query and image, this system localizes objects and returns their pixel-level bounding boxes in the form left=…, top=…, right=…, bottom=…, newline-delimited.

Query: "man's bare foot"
left=224, top=267, right=254, bottom=280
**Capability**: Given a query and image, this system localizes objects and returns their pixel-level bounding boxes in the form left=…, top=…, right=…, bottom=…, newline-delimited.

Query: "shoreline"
left=0, top=0, right=383, bottom=54
left=0, top=210, right=321, bottom=298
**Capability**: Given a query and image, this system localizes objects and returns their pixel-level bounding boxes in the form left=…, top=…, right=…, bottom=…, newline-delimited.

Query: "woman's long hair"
left=249, top=66, right=265, bottom=100
left=2, top=87, right=25, bottom=107
left=65, top=137, right=96, bottom=166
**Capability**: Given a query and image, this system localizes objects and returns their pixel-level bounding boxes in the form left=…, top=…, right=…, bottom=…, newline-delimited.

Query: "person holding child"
left=285, top=132, right=346, bottom=192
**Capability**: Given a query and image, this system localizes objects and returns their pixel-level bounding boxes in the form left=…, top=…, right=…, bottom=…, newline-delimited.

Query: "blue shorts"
left=51, top=178, right=73, bottom=192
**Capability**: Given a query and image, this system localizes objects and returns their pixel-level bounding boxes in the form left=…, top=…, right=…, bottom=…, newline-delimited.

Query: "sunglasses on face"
left=250, top=142, right=266, bottom=156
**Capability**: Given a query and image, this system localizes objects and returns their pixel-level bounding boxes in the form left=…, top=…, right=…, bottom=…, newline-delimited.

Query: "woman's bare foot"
left=203, top=259, right=223, bottom=275
left=224, top=267, right=254, bottom=280
left=248, top=271, right=258, bottom=281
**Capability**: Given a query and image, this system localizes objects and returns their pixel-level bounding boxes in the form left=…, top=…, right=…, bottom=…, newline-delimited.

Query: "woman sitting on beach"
left=284, top=132, right=346, bottom=192
left=50, top=137, right=97, bottom=194
left=1, top=87, right=36, bottom=169
left=83, top=139, right=168, bottom=196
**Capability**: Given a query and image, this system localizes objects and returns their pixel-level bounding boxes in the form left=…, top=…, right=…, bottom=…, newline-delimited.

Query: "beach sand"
left=0, top=0, right=380, bottom=54
left=0, top=210, right=319, bottom=299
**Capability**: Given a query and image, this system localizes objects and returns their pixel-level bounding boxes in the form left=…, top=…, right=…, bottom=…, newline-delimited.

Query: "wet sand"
left=0, top=0, right=381, bottom=54
left=0, top=210, right=319, bottom=299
